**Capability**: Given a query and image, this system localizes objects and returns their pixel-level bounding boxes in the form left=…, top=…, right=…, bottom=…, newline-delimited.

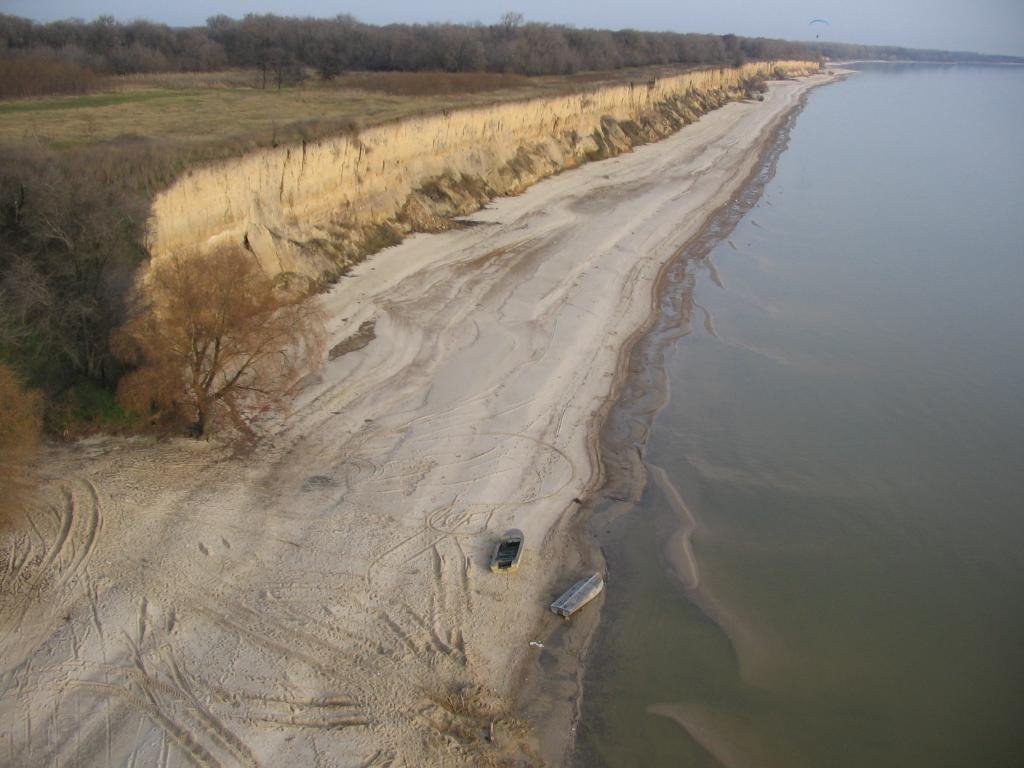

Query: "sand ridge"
left=0, top=72, right=834, bottom=767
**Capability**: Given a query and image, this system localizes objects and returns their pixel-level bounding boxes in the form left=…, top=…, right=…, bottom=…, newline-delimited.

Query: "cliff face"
left=147, top=61, right=818, bottom=281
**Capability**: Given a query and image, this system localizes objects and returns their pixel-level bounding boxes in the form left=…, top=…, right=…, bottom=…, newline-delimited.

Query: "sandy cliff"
left=148, top=61, right=818, bottom=279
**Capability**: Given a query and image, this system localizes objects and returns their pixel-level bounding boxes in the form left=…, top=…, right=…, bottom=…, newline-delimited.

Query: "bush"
left=0, top=363, right=42, bottom=524
left=0, top=145, right=145, bottom=393
left=0, top=52, right=99, bottom=98
left=43, top=379, right=136, bottom=437
left=113, top=246, right=326, bottom=437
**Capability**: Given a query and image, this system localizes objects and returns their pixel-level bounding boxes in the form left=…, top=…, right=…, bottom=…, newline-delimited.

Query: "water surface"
left=576, top=64, right=1024, bottom=768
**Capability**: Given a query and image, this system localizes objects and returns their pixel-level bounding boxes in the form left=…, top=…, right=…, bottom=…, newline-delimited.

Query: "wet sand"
left=0, top=72, right=836, bottom=767
left=524, top=73, right=843, bottom=768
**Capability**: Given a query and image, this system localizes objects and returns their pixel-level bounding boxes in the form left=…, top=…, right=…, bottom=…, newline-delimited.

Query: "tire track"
left=67, top=680, right=223, bottom=768
left=268, top=595, right=394, bottom=663
left=207, top=688, right=366, bottom=729
left=194, top=603, right=344, bottom=680
left=0, top=478, right=105, bottom=670
left=452, top=537, right=474, bottom=616
left=53, top=478, right=103, bottom=594
left=430, top=539, right=472, bottom=660
left=0, top=534, right=33, bottom=592
left=365, top=526, right=446, bottom=586
left=162, top=650, right=260, bottom=767
left=192, top=589, right=372, bottom=685
left=380, top=602, right=463, bottom=664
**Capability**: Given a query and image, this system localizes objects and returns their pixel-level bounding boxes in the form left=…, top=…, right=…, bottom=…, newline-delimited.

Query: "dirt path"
left=0, top=73, right=834, bottom=768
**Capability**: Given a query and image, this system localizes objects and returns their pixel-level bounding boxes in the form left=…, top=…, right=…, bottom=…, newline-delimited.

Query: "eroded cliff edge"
left=147, top=60, right=819, bottom=281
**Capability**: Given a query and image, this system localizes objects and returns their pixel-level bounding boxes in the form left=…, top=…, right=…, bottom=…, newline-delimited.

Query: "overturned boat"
left=489, top=529, right=525, bottom=573
left=550, top=573, right=604, bottom=618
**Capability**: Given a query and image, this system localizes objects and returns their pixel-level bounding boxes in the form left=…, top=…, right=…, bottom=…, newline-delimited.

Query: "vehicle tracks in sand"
left=194, top=598, right=353, bottom=681
left=0, top=477, right=105, bottom=669
left=22, top=623, right=370, bottom=766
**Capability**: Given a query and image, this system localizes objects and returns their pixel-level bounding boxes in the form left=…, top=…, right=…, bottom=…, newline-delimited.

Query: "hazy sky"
left=6, top=0, right=1024, bottom=56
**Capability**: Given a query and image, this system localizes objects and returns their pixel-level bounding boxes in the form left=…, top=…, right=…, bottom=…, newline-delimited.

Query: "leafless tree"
left=0, top=10, right=836, bottom=89
left=501, top=12, right=525, bottom=36
left=113, top=247, right=325, bottom=437
left=0, top=146, right=142, bottom=389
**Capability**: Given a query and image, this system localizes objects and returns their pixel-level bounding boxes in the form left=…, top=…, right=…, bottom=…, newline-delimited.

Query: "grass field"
left=0, top=90, right=189, bottom=116
left=0, top=66, right=702, bottom=149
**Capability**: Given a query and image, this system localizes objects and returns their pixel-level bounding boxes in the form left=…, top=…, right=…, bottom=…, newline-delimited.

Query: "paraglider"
left=809, top=18, right=830, bottom=39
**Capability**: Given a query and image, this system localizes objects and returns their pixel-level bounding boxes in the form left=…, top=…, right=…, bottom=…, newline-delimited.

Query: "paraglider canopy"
left=809, top=18, right=830, bottom=39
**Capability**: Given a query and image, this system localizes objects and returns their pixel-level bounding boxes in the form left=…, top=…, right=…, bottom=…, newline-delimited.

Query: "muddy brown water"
left=574, top=64, right=1024, bottom=768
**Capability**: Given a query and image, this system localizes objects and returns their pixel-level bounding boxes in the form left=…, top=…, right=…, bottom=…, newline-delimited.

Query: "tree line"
left=806, top=40, right=1024, bottom=64
left=809, top=41, right=1023, bottom=65
left=0, top=12, right=817, bottom=95
left=3, top=12, right=1021, bottom=99
left=0, top=145, right=147, bottom=433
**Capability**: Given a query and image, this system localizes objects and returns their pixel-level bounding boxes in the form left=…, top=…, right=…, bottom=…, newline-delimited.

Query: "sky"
left=5, top=0, right=1024, bottom=57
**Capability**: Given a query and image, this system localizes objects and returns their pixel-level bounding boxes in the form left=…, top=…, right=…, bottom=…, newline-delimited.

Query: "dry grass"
left=0, top=364, right=42, bottom=526
left=337, top=70, right=531, bottom=95
left=111, top=69, right=270, bottom=90
left=0, top=64, right=716, bottom=149
left=0, top=85, right=524, bottom=148
left=0, top=87, right=392, bottom=147
left=419, top=683, right=533, bottom=767
left=0, top=57, right=99, bottom=99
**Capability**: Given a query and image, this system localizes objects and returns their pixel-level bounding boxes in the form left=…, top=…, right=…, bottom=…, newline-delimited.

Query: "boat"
left=550, top=573, right=604, bottom=618
left=489, top=528, right=525, bottom=573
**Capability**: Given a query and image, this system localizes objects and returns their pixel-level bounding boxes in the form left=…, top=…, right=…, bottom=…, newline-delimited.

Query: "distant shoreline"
left=832, top=58, right=1024, bottom=66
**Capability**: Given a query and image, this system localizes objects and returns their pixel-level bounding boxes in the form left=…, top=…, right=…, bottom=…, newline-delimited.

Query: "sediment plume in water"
left=647, top=464, right=700, bottom=590
left=583, top=84, right=822, bottom=705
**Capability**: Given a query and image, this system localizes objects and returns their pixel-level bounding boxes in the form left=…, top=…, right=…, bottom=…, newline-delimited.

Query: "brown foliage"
left=113, top=247, right=325, bottom=437
left=0, top=54, right=99, bottom=98
left=0, top=363, right=42, bottom=524
left=338, top=71, right=529, bottom=96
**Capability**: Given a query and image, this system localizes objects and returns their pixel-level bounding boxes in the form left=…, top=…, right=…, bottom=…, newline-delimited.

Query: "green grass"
left=0, top=89, right=194, bottom=115
left=0, top=86, right=471, bottom=146
left=44, top=380, right=139, bottom=436
left=0, top=65, right=707, bottom=149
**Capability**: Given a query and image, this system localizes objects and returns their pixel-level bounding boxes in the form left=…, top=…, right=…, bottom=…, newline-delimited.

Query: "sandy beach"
left=0, top=71, right=834, bottom=767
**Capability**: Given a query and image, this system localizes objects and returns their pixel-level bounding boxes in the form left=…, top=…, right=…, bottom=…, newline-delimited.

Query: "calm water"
left=576, top=64, right=1024, bottom=768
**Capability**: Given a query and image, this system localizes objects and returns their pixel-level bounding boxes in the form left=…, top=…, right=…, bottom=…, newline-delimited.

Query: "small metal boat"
left=489, top=528, right=525, bottom=573
left=550, top=573, right=604, bottom=618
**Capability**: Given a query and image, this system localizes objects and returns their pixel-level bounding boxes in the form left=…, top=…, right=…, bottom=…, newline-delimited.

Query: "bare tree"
left=113, top=247, right=325, bottom=437
left=501, top=12, right=525, bottom=36
left=0, top=146, right=142, bottom=390
left=3, top=11, right=833, bottom=86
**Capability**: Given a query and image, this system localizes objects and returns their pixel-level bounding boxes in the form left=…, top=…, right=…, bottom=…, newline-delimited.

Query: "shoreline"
left=1, top=71, right=839, bottom=767
left=519, top=72, right=847, bottom=766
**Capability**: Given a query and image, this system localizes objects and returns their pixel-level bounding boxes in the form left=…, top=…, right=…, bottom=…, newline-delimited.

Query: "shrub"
left=0, top=52, right=99, bottom=98
left=113, top=246, right=326, bottom=437
left=0, top=363, right=42, bottom=524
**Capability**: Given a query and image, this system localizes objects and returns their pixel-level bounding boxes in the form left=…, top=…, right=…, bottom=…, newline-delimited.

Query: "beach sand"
left=0, top=71, right=835, bottom=767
